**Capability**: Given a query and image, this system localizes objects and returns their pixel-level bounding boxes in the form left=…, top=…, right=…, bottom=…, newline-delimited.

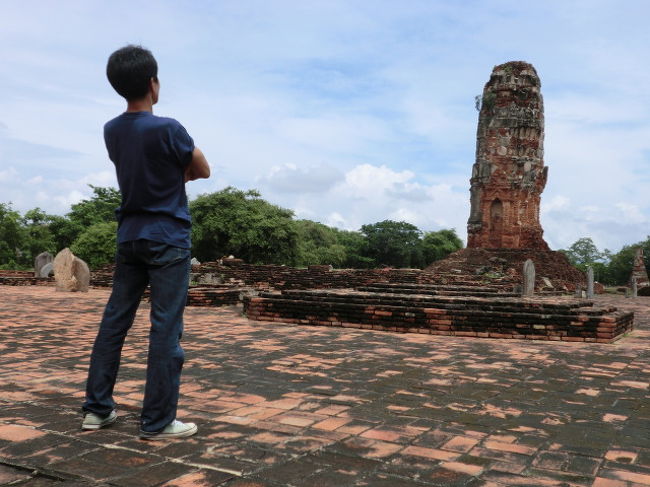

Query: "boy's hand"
left=185, top=147, right=211, bottom=182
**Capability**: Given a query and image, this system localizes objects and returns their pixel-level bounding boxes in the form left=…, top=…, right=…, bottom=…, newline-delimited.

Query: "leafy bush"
left=70, top=222, right=117, bottom=269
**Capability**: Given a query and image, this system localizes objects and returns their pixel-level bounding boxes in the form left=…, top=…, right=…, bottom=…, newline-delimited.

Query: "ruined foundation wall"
left=245, top=290, right=633, bottom=343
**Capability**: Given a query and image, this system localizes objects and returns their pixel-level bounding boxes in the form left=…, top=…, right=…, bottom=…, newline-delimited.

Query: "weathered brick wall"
left=198, top=262, right=425, bottom=290
left=186, top=287, right=241, bottom=307
left=426, top=248, right=586, bottom=291
left=0, top=270, right=35, bottom=278
left=468, top=61, right=549, bottom=250
left=0, top=270, right=53, bottom=286
left=244, top=289, right=633, bottom=343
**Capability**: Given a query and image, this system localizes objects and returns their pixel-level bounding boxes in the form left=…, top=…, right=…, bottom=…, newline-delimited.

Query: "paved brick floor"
left=1, top=286, right=649, bottom=486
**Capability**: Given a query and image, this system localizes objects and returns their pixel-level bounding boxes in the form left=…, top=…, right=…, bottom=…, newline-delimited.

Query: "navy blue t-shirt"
left=104, top=111, right=195, bottom=248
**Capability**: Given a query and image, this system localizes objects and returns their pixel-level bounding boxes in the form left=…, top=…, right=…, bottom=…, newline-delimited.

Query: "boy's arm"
left=184, top=147, right=211, bottom=182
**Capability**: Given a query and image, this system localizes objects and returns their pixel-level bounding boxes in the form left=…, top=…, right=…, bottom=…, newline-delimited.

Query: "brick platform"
left=187, top=286, right=243, bottom=307
left=244, top=289, right=633, bottom=343
left=198, top=261, right=426, bottom=290
left=0, top=286, right=649, bottom=486
left=0, top=270, right=53, bottom=287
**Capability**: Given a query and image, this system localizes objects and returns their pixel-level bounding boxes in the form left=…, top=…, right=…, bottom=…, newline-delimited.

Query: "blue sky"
left=1, top=0, right=649, bottom=252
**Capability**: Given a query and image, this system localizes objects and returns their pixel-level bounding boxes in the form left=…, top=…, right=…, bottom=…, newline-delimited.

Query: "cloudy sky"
left=1, top=0, right=649, bottom=252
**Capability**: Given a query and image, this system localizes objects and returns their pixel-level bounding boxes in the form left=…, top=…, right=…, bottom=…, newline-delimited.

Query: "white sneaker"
left=82, top=410, right=118, bottom=430
left=139, top=420, right=198, bottom=440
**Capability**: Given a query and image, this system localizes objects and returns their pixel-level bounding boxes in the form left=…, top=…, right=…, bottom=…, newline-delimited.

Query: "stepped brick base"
left=0, top=276, right=53, bottom=286
left=427, top=248, right=586, bottom=291
left=244, top=289, right=633, bottom=343
left=186, top=286, right=242, bottom=307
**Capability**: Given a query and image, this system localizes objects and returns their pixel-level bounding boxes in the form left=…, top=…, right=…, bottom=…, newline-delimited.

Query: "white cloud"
left=258, top=163, right=344, bottom=194
left=341, top=164, right=414, bottom=198
left=615, top=202, right=646, bottom=224
left=0, top=167, right=18, bottom=182
left=54, top=190, right=85, bottom=209
left=261, top=163, right=468, bottom=236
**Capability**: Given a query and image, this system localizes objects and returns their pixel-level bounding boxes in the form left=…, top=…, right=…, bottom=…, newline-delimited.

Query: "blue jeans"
left=83, top=240, right=190, bottom=433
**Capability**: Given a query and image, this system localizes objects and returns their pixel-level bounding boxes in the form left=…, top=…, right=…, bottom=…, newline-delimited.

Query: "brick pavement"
left=0, top=285, right=649, bottom=486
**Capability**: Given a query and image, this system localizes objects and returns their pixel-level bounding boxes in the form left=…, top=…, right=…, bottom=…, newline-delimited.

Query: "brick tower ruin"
left=427, top=61, right=585, bottom=291
left=468, top=61, right=549, bottom=250
left=629, top=247, right=650, bottom=288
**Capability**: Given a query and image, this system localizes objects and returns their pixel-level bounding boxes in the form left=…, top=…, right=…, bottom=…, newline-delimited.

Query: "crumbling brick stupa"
left=429, top=61, right=585, bottom=291
left=468, top=61, right=548, bottom=250
left=630, top=247, right=650, bottom=291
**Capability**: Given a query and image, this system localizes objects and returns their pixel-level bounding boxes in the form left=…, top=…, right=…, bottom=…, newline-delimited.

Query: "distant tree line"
left=0, top=186, right=463, bottom=271
left=560, top=236, right=650, bottom=286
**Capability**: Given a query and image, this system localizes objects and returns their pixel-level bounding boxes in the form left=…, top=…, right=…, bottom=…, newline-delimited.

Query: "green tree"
left=561, top=237, right=604, bottom=270
left=64, top=185, right=121, bottom=244
left=48, top=215, right=80, bottom=252
left=332, top=229, right=374, bottom=268
left=0, top=203, right=26, bottom=269
left=20, top=208, right=57, bottom=267
left=420, top=229, right=463, bottom=266
left=70, top=221, right=118, bottom=269
left=294, top=219, right=346, bottom=267
left=190, top=187, right=298, bottom=264
left=361, top=220, right=422, bottom=268
left=605, top=237, right=650, bottom=285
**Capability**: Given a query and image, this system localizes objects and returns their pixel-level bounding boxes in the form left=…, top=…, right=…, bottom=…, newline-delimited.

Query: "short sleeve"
left=103, top=123, right=116, bottom=163
left=170, top=123, right=195, bottom=168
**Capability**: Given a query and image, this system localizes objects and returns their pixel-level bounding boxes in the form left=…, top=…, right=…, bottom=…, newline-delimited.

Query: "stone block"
left=53, top=248, right=90, bottom=292
left=34, top=251, right=53, bottom=277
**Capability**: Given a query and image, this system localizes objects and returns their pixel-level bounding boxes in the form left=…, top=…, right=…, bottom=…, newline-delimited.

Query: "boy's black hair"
left=106, top=45, right=158, bottom=101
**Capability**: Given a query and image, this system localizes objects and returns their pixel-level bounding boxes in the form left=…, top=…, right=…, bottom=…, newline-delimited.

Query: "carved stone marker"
left=586, top=267, right=594, bottom=299
left=53, top=248, right=90, bottom=292
left=191, top=257, right=201, bottom=266
left=632, top=276, right=638, bottom=298
left=522, top=259, right=535, bottom=297
left=39, top=262, right=54, bottom=278
left=34, top=251, right=53, bottom=277
left=468, top=61, right=549, bottom=250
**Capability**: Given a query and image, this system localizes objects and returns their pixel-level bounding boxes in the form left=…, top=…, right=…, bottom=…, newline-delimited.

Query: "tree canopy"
left=361, top=220, right=423, bottom=268
left=421, top=229, right=463, bottom=266
left=1, top=185, right=466, bottom=271
left=190, top=187, right=298, bottom=264
left=560, top=236, right=650, bottom=285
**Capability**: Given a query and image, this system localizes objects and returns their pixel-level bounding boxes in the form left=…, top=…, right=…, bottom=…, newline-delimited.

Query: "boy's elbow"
left=192, top=147, right=211, bottom=179
left=197, top=161, right=210, bottom=179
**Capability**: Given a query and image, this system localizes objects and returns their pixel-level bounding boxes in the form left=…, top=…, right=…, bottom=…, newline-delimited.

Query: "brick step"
left=259, top=289, right=601, bottom=313
left=244, top=291, right=633, bottom=343
left=359, top=282, right=508, bottom=292
left=358, top=286, right=518, bottom=298
left=0, top=277, right=52, bottom=286
left=250, top=296, right=621, bottom=324
left=187, top=287, right=241, bottom=307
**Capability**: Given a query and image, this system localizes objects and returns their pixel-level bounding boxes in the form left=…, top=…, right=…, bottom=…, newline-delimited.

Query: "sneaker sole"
left=139, top=424, right=198, bottom=440
left=82, top=415, right=118, bottom=430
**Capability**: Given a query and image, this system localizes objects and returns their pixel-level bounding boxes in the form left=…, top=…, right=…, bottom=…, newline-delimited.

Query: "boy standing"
left=82, top=45, right=210, bottom=439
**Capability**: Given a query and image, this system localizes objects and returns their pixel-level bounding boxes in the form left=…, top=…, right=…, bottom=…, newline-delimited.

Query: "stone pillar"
left=632, top=277, right=638, bottom=298
left=53, top=248, right=90, bottom=292
left=586, top=267, right=594, bottom=299
left=522, top=259, right=535, bottom=297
